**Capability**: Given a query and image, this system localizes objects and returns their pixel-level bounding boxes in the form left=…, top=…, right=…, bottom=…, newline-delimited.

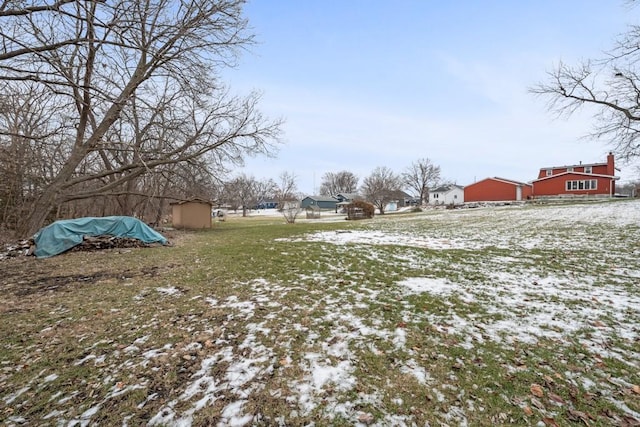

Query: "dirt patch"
left=13, top=272, right=124, bottom=296
left=0, top=262, right=178, bottom=298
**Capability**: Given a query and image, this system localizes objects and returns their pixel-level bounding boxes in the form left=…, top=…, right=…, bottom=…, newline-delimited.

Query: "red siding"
left=464, top=178, right=530, bottom=202
left=533, top=174, right=614, bottom=196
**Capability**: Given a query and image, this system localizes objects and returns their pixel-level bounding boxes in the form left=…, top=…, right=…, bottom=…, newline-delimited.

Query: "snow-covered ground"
left=5, top=199, right=640, bottom=426
left=151, top=200, right=639, bottom=425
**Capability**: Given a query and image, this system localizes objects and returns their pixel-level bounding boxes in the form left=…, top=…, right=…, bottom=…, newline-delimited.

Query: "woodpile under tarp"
left=1, top=216, right=168, bottom=260
left=32, top=216, right=167, bottom=258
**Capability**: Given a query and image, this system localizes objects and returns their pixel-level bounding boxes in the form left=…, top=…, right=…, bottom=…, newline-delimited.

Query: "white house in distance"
left=429, top=184, right=464, bottom=206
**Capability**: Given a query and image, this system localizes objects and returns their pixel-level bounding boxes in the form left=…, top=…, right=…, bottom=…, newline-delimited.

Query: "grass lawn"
left=1, top=200, right=639, bottom=426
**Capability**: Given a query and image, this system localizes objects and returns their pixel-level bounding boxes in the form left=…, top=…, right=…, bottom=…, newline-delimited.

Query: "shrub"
left=346, top=200, right=375, bottom=220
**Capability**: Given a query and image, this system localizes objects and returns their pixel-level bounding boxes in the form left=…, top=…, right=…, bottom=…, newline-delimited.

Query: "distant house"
left=300, top=195, right=339, bottom=211
left=429, top=185, right=464, bottom=205
left=170, top=199, right=212, bottom=229
left=464, top=177, right=533, bottom=203
left=255, top=199, right=278, bottom=209
left=531, top=153, right=619, bottom=197
left=390, top=190, right=414, bottom=208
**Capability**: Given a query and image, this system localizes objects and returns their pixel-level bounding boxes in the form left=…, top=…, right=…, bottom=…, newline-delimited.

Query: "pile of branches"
left=0, top=240, right=35, bottom=259
left=1, top=236, right=157, bottom=260
left=69, top=236, right=154, bottom=252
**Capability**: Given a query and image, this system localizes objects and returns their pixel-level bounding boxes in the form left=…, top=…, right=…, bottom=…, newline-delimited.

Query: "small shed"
left=170, top=199, right=212, bottom=229
left=306, top=205, right=321, bottom=219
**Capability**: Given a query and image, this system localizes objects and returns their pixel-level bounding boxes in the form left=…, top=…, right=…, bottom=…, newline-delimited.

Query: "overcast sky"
left=223, top=1, right=637, bottom=195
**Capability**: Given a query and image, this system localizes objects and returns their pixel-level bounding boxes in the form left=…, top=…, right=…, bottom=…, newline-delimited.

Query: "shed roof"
left=170, top=198, right=212, bottom=206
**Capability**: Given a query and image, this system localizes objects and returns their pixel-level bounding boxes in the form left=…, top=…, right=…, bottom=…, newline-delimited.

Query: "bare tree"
left=361, top=166, right=403, bottom=215
left=274, top=171, right=298, bottom=208
left=280, top=200, right=302, bottom=223
left=0, top=0, right=281, bottom=236
left=403, top=158, right=441, bottom=205
left=319, top=170, right=358, bottom=196
left=223, top=174, right=262, bottom=217
left=254, top=177, right=277, bottom=209
left=531, top=6, right=640, bottom=161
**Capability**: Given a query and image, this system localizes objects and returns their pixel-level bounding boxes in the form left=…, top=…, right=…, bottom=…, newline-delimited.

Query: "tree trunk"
left=20, top=186, right=59, bottom=236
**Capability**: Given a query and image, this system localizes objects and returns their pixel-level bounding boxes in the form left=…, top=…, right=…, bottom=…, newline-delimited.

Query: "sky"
left=223, top=1, right=638, bottom=195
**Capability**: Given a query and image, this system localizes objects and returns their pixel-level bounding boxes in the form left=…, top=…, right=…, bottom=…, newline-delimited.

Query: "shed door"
left=516, top=186, right=522, bottom=201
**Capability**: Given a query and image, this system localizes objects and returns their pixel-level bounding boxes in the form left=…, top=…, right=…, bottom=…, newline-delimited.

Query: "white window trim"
left=565, top=179, right=598, bottom=191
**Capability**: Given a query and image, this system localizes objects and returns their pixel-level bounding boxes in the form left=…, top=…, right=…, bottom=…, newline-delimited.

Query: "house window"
left=584, top=166, right=592, bottom=173
left=566, top=180, right=597, bottom=191
left=546, top=169, right=552, bottom=176
left=568, top=167, right=574, bottom=172
left=454, top=195, right=457, bottom=199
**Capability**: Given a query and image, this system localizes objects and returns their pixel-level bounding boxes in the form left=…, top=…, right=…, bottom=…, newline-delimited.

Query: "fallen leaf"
left=548, top=392, right=565, bottom=405
left=396, top=322, right=407, bottom=328
left=530, top=383, right=545, bottom=398
left=116, top=381, right=124, bottom=390
left=567, top=408, right=592, bottom=424
left=523, top=406, right=533, bottom=416
left=542, top=417, right=559, bottom=427
left=279, top=358, right=289, bottom=366
left=621, top=415, right=640, bottom=426
left=357, top=412, right=374, bottom=424
left=632, top=385, right=640, bottom=395
left=531, top=397, right=546, bottom=410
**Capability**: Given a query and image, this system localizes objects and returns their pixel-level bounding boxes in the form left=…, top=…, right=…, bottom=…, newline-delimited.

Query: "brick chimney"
left=607, top=152, right=615, bottom=195
left=607, top=152, right=615, bottom=176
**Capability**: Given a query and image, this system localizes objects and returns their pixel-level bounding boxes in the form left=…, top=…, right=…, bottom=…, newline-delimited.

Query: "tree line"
left=215, top=157, right=445, bottom=217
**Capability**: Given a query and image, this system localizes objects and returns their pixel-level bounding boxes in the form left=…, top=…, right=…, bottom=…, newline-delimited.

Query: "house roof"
left=335, top=192, right=360, bottom=200
left=389, top=190, right=412, bottom=199
left=492, top=177, right=531, bottom=186
left=468, top=177, right=531, bottom=187
left=539, top=161, right=607, bottom=171
left=302, top=195, right=338, bottom=202
left=432, top=184, right=464, bottom=193
left=532, top=171, right=619, bottom=183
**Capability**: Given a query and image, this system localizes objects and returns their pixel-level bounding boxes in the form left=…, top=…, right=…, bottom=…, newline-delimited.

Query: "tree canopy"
left=0, top=0, right=281, bottom=235
left=360, top=166, right=402, bottom=215
left=531, top=5, right=640, bottom=162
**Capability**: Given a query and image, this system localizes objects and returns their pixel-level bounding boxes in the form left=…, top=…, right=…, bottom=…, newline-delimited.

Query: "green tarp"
left=33, top=216, right=167, bottom=258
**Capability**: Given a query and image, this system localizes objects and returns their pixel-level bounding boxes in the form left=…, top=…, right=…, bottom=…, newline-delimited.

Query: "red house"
left=464, top=177, right=533, bottom=202
left=531, top=153, right=618, bottom=197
